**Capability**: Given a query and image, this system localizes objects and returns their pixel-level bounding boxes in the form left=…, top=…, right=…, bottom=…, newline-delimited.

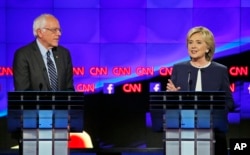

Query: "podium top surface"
left=8, top=91, right=84, bottom=106
left=149, top=91, right=225, bottom=107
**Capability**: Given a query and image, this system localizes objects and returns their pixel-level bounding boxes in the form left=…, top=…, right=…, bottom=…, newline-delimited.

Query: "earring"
left=206, top=49, right=209, bottom=53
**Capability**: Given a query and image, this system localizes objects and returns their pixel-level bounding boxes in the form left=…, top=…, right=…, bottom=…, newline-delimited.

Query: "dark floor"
left=0, top=149, right=232, bottom=155
left=0, top=148, right=164, bottom=155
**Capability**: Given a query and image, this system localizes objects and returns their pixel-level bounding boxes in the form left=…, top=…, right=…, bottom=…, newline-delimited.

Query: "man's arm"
left=65, top=50, right=75, bottom=91
left=13, top=50, right=31, bottom=91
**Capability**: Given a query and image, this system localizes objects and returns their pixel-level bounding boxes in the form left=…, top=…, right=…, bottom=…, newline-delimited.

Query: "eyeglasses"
left=43, top=28, right=62, bottom=33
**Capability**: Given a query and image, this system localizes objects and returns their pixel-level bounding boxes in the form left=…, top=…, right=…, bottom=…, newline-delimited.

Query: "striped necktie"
left=47, top=51, right=58, bottom=91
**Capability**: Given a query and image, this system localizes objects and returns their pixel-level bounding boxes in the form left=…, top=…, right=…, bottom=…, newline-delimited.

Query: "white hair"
left=32, top=13, right=56, bottom=37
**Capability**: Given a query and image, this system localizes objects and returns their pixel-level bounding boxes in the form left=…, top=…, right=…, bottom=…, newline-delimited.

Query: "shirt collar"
left=36, top=39, right=51, bottom=57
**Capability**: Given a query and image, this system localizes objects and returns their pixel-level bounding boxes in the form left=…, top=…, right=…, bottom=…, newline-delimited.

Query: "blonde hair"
left=187, top=26, right=215, bottom=61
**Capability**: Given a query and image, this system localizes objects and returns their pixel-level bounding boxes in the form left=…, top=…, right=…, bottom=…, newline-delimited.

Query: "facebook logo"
left=150, top=83, right=161, bottom=92
left=103, top=83, right=114, bottom=94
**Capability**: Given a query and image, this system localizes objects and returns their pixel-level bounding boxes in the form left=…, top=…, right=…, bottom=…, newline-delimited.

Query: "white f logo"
left=107, top=84, right=113, bottom=94
left=153, top=84, right=160, bottom=92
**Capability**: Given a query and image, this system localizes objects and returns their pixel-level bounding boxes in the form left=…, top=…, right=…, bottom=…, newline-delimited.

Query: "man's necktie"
left=47, top=51, right=58, bottom=91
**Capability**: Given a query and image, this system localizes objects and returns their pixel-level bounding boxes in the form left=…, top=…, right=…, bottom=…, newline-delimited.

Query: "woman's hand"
left=166, top=79, right=181, bottom=91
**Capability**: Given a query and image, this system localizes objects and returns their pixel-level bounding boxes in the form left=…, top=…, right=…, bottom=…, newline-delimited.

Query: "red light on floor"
left=68, top=131, right=93, bottom=149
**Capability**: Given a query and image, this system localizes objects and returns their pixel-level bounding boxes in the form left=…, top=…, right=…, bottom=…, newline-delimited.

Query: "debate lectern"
left=7, top=91, right=84, bottom=155
left=149, top=91, right=227, bottom=155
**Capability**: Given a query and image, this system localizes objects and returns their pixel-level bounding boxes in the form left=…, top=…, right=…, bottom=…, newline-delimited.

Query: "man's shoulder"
left=14, top=41, right=38, bottom=56
left=53, top=45, right=70, bottom=53
left=16, top=40, right=37, bottom=52
left=52, top=46, right=72, bottom=60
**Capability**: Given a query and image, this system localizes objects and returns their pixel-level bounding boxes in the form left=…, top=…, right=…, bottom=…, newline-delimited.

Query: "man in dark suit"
left=12, top=13, right=75, bottom=155
left=13, top=13, right=74, bottom=91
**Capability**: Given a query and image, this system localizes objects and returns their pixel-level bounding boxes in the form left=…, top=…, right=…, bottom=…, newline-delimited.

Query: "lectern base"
left=165, top=129, right=214, bottom=155
left=22, top=129, right=69, bottom=155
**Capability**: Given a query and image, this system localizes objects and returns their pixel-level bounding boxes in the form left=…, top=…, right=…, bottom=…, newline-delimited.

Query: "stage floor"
left=0, top=148, right=164, bottom=155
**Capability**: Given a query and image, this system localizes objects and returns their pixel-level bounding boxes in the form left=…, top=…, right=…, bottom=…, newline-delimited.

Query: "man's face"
left=37, top=16, right=61, bottom=49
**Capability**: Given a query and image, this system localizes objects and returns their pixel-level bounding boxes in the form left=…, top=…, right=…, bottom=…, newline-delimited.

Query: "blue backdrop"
left=0, top=0, right=250, bottom=125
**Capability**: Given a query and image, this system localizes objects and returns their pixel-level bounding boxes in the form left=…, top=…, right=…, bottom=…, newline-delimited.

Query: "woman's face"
left=187, top=32, right=208, bottom=61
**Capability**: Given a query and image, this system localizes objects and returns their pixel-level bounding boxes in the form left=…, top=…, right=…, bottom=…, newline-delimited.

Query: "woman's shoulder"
left=210, top=61, right=228, bottom=70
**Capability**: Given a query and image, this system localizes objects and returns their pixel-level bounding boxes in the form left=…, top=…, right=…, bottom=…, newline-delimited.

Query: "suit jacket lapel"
left=32, top=41, right=51, bottom=90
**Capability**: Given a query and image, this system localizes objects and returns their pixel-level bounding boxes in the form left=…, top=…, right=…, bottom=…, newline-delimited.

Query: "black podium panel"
left=149, top=91, right=227, bottom=155
left=7, top=91, right=84, bottom=132
left=7, top=91, right=84, bottom=155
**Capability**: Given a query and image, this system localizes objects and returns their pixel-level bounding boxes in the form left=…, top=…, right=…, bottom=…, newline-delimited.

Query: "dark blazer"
left=13, top=40, right=75, bottom=91
left=171, top=60, right=234, bottom=111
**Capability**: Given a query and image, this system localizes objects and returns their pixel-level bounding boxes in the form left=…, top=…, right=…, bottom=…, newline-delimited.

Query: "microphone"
left=39, top=83, right=43, bottom=91
left=187, top=71, right=192, bottom=91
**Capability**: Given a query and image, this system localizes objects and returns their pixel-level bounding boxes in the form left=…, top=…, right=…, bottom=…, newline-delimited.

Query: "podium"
left=7, top=91, right=84, bottom=155
left=149, top=91, right=227, bottom=155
